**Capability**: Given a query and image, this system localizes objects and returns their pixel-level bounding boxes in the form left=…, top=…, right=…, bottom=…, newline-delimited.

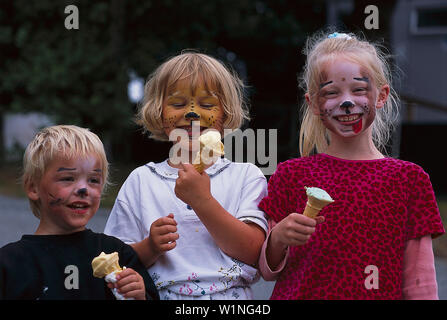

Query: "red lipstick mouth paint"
left=353, top=118, right=363, bottom=133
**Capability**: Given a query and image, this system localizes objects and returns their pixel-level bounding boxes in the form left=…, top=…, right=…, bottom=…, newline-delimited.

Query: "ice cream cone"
left=193, top=159, right=206, bottom=173
left=302, top=186, right=334, bottom=219
left=92, top=252, right=122, bottom=278
left=92, top=252, right=130, bottom=300
left=192, top=131, right=224, bottom=173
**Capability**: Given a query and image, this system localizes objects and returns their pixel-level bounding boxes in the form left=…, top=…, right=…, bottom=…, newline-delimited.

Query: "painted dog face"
left=310, top=57, right=386, bottom=138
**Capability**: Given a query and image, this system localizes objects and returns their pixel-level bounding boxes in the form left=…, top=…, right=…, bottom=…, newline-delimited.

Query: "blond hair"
left=298, top=31, right=399, bottom=157
left=22, top=125, right=109, bottom=218
left=136, top=51, right=249, bottom=140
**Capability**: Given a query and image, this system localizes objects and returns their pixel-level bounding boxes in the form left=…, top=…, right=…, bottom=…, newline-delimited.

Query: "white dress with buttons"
left=104, top=158, right=268, bottom=300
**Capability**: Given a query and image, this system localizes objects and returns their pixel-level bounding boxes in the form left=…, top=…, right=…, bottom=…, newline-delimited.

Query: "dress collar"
left=145, top=157, right=231, bottom=180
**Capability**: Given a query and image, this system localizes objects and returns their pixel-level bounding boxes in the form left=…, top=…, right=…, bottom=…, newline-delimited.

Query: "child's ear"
left=305, top=93, right=320, bottom=115
left=25, top=179, right=39, bottom=201
left=376, top=84, right=390, bottom=109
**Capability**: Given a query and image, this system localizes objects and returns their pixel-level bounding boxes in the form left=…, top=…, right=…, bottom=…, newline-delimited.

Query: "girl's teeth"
left=72, top=204, right=87, bottom=208
left=338, top=115, right=360, bottom=122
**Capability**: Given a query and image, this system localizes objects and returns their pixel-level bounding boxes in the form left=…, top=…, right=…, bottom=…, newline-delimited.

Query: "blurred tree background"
left=0, top=0, right=395, bottom=167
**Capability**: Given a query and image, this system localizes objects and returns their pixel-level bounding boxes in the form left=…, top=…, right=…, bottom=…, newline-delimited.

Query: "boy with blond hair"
left=0, top=125, right=158, bottom=300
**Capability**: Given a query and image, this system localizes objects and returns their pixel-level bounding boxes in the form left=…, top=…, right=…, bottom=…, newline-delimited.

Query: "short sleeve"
left=104, top=172, right=147, bottom=244
left=104, top=199, right=145, bottom=244
left=258, top=162, right=291, bottom=222
left=236, top=165, right=269, bottom=233
left=405, top=166, right=445, bottom=240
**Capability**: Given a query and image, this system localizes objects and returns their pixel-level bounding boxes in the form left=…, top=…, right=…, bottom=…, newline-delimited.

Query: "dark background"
left=1, top=0, right=445, bottom=192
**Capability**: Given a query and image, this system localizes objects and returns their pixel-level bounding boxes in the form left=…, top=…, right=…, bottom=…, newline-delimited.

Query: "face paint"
left=76, top=188, right=88, bottom=197
left=162, top=79, right=225, bottom=140
left=34, top=155, right=103, bottom=235
left=319, top=81, right=333, bottom=89
left=353, top=77, right=370, bottom=83
left=340, top=101, right=354, bottom=114
left=49, top=193, right=63, bottom=206
left=353, top=118, right=363, bottom=133
left=315, top=58, right=380, bottom=138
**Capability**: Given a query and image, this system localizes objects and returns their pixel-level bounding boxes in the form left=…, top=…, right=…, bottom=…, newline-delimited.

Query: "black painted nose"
left=76, top=188, right=88, bottom=197
left=185, top=112, right=200, bottom=119
left=340, top=101, right=354, bottom=114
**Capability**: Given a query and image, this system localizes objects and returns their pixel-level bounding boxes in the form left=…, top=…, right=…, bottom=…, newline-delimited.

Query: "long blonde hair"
left=137, top=51, right=249, bottom=141
left=298, top=31, right=399, bottom=157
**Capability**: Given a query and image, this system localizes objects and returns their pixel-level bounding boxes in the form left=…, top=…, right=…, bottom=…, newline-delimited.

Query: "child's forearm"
left=131, top=238, right=159, bottom=268
left=265, top=227, right=288, bottom=271
left=191, top=197, right=265, bottom=265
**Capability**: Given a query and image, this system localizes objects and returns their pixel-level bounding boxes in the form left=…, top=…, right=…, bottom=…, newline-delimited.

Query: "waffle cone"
left=193, top=161, right=206, bottom=173
left=302, top=190, right=334, bottom=219
left=193, top=143, right=224, bottom=173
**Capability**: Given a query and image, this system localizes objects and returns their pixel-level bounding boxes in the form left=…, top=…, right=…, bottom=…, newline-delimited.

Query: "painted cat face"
left=27, top=155, right=103, bottom=234
left=162, top=79, right=224, bottom=140
left=312, top=57, right=382, bottom=138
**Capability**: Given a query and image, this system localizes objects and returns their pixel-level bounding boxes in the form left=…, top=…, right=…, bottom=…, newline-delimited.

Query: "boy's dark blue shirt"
left=0, top=229, right=159, bottom=300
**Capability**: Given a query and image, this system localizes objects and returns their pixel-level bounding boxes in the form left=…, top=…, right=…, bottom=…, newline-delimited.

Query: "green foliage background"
left=0, top=0, right=394, bottom=163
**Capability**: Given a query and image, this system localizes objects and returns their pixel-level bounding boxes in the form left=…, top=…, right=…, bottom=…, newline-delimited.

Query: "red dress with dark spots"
left=259, top=153, right=445, bottom=300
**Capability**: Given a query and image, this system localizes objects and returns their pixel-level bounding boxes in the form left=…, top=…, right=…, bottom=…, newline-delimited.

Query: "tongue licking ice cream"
left=92, top=252, right=131, bottom=300
left=302, top=187, right=334, bottom=219
left=193, top=130, right=225, bottom=173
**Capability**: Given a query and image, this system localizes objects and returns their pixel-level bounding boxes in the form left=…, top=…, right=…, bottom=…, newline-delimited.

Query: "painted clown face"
left=310, top=57, right=388, bottom=139
left=162, top=79, right=224, bottom=151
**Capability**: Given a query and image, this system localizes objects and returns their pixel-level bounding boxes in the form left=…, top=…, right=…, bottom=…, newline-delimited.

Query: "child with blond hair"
left=258, top=32, right=445, bottom=299
left=0, top=125, right=158, bottom=300
left=105, top=52, right=268, bottom=300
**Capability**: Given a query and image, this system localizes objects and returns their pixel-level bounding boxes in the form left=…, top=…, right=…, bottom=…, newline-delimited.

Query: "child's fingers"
left=115, top=271, right=145, bottom=299
left=315, top=216, right=325, bottom=224
left=292, top=223, right=316, bottom=235
left=154, top=224, right=178, bottom=236
left=159, top=241, right=177, bottom=252
left=153, top=215, right=177, bottom=227
left=167, top=213, right=175, bottom=219
left=181, top=163, right=195, bottom=172
left=116, top=269, right=139, bottom=287
left=291, top=213, right=317, bottom=227
left=157, top=232, right=179, bottom=245
left=119, top=288, right=144, bottom=300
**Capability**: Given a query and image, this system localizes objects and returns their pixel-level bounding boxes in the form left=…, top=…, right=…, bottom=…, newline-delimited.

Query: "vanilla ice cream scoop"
left=92, top=252, right=122, bottom=278
left=193, top=130, right=224, bottom=173
left=302, top=186, right=334, bottom=219
left=92, top=252, right=131, bottom=300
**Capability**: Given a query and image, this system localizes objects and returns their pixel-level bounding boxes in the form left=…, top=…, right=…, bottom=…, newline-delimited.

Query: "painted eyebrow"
left=353, top=77, right=369, bottom=83
left=319, top=81, right=333, bottom=89
left=57, top=167, right=76, bottom=172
